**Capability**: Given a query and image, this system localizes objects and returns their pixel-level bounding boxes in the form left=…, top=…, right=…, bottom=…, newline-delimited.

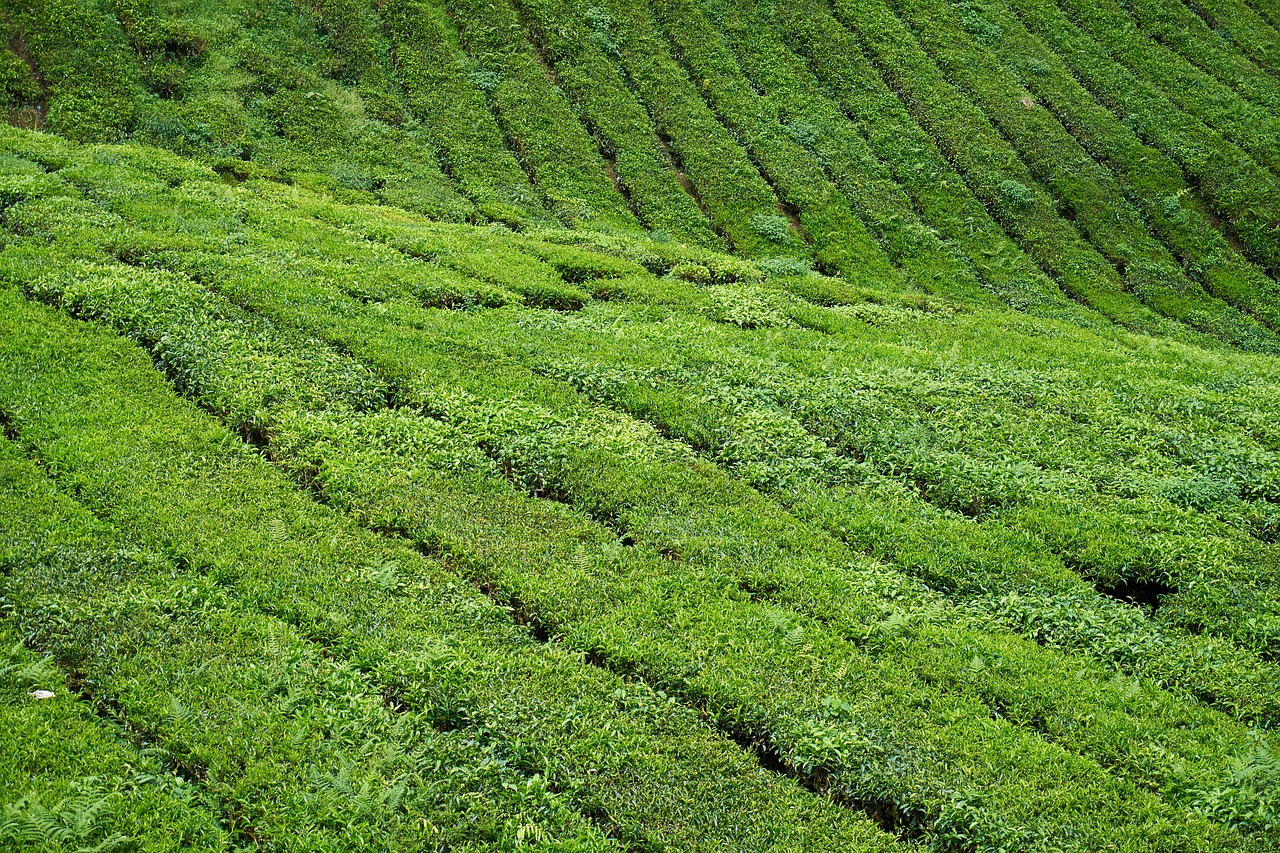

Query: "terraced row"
left=0, top=280, right=899, bottom=851
left=5, top=0, right=1279, bottom=345
left=1, top=131, right=1275, bottom=850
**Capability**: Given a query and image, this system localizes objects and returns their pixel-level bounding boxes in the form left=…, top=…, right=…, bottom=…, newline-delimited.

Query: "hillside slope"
left=1, top=0, right=1279, bottom=849
left=3, top=0, right=1279, bottom=335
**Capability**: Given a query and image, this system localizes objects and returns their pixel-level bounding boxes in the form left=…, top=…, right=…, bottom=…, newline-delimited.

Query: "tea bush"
left=0, top=0, right=1278, bottom=841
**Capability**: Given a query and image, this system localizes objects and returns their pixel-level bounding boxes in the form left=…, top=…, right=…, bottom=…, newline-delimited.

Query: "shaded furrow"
left=1186, top=0, right=1280, bottom=73
left=0, top=612, right=233, bottom=851
left=1120, top=0, right=1280, bottom=113
left=586, top=0, right=789, bottom=257
left=766, top=0, right=1094, bottom=323
left=697, top=0, right=996, bottom=304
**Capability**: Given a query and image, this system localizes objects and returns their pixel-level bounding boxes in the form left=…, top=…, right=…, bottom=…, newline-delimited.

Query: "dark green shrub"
left=956, top=3, right=1003, bottom=41
left=758, top=256, right=812, bottom=278
left=750, top=213, right=794, bottom=244
left=1158, top=476, right=1239, bottom=511
left=999, top=179, right=1034, bottom=208
left=0, top=50, right=41, bottom=111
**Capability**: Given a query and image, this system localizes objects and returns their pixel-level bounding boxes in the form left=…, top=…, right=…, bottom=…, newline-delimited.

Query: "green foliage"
left=1058, top=0, right=1280, bottom=176
left=445, top=0, right=636, bottom=228
left=517, top=0, right=723, bottom=245
left=382, top=0, right=542, bottom=216
left=667, top=260, right=711, bottom=283
left=4, top=0, right=139, bottom=142
left=269, top=89, right=347, bottom=149
left=0, top=642, right=57, bottom=697
left=0, top=49, right=41, bottom=112
left=750, top=213, right=794, bottom=244
left=6, top=138, right=1277, bottom=851
left=884, top=0, right=1278, bottom=353
left=956, top=3, right=1003, bottom=41
left=1007, top=0, right=1280, bottom=273
left=998, top=179, right=1033, bottom=208
left=0, top=0, right=1279, bottom=840
left=586, top=0, right=785, bottom=256
left=946, top=0, right=1280, bottom=330
left=0, top=626, right=231, bottom=851
left=1, top=789, right=126, bottom=853
left=1191, top=738, right=1280, bottom=837
left=757, top=256, right=811, bottom=278
left=0, top=0, right=1270, bottom=321
left=648, top=0, right=901, bottom=284
left=703, top=0, right=995, bottom=304
left=771, top=0, right=1088, bottom=320
left=0, top=286, right=893, bottom=851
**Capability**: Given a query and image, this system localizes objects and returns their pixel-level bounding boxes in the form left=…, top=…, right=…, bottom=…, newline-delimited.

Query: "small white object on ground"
left=28, top=690, right=55, bottom=700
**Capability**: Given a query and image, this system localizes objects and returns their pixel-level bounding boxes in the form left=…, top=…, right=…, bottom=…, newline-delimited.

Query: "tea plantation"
left=0, top=0, right=1277, bottom=849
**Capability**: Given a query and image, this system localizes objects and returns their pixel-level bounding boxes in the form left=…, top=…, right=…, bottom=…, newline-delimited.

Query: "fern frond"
left=1, top=788, right=127, bottom=851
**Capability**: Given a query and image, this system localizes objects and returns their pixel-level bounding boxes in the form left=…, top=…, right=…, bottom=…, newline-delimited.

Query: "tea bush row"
left=1056, top=0, right=1280, bottom=174
left=822, top=0, right=1180, bottom=338
left=0, top=290, right=895, bottom=851
left=646, top=0, right=903, bottom=287
left=512, top=0, right=724, bottom=245
left=444, top=0, right=637, bottom=229
left=1118, top=0, right=1280, bottom=116
left=29, top=255, right=1254, bottom=852
left=0, top=433, right=623, bottom=852
left=766, top=0, right=1092, bottom=323
left=883, top=0, right=1280, bottom=352
left=1005, top=0, right=1280, bottom=273
left=0, top=622, right=231, bottom=851
left=948, top=0, right=1280, bottom=331
left=381, top=0, right=544, bottom=223
left=585, top=0, right=791, bottom=258
left=1191, top=0, right=1280, bottom=73
left=698, top=0, right=997, bottom=304
left=4, top=131, right=1276, bottom=849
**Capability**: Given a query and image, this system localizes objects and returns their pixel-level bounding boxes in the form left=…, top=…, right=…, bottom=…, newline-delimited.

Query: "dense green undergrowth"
left=0, top=0, right=1278, bottom=846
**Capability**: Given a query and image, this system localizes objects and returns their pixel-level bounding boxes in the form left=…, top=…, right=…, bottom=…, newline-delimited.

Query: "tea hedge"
left=646, top=0, right=904, bottom=287
left=765, top=0, right=1094, bottom=322
left=511, top=0, right=723, bottom=245
left=17, top=251, right=1258, bottom=852
left=443, top=0, right=637, bottom=229
left=699, top=0, right=995, bottom=303
left=1007, top=0, right=1280, bottom=273
left=1119, top=0, right=1280, bottom=115
left=1056, top=0, right=1280, bottom=174
left=8, top=147, right=1276, bottom=849
left=0, top=287, right=904, bottom=852
left=1191, top=0, right=1280, bottom=73
left=949, top=0, right=1280, bottom=331
left=883, top=0, right=1279, bottom=353
left=2, top=0, right=1279, bottom=842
